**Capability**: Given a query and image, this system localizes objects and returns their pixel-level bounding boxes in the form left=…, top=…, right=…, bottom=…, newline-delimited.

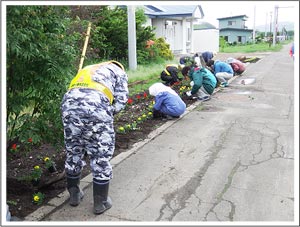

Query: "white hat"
left=194, top=56, right=202, bottom=68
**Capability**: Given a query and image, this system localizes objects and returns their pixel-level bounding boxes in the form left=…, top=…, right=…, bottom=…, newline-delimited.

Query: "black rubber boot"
left=93, top=180, right=112, bottom=215
left=67, top=176, right=84, bottom=206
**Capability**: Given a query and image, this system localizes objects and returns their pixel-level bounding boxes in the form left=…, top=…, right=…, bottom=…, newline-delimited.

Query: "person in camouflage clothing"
left=61, top=60, right=128, bottom=215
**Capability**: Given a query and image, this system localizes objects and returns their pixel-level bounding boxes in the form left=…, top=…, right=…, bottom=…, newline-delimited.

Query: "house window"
left=228, top=21, right=236, bottom=26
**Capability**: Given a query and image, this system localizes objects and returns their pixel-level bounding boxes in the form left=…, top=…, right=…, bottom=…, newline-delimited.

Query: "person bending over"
left=149, top=82, right=186, bottom=119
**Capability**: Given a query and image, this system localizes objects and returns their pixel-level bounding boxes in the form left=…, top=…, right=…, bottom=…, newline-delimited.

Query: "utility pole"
left=272, top=5, right=294, bottom=46
left=269, top=11, right=272, bottom=36
left=272, top=5, right=278, bottom=46
left=127, top=5, right=137, bottom=70
left=252, top=5, right=256, bottom=43
left=264, top=12, right=268, bottom=38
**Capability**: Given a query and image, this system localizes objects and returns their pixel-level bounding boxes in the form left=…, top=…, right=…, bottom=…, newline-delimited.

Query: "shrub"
left=6, top=6, right=82, bottom=145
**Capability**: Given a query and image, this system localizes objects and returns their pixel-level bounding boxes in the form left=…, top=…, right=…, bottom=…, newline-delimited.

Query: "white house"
left=193, top=21, right=219, bottom=53
left=142, top=5, right=204, bottom=54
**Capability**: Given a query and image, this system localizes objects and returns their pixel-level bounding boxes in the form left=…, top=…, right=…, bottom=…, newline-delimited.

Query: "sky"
left=199, top=1, right=299, bottom=29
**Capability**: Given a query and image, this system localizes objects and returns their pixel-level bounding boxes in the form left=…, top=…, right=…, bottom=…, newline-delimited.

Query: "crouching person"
left=149, top=82, right=186, bottom=119
left=160, top=64, right=182, bottom=86
left=226, top=57, right=246, bottom=75
left=61, top=60, right=128, bottom=214
left=206, top=60, right=233, bottom=87
left=181, top=62, right=217, bottom=101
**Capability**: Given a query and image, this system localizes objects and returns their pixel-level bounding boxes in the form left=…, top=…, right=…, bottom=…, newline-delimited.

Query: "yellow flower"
left=119, top=126, right=125, bottom=132
left=34, top=165, right=40, bottom=170
left=148, top=112, right=153, bottom=116
left=33, top=195, right=40, bottom=202
left=44, top=157, right=50, bottom=162
left=32, top=192, right=45, bottom=205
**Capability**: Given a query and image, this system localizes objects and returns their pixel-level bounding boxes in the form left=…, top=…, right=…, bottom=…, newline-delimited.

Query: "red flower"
left=28, top=138, right=33, bottom=143
left=127, top=98, right=133, bottom=105
left=143, top=92, right=148, bottom=98
left=11, top=144, right=17, bottom=150
left=136, top=95, right=141, bottom=99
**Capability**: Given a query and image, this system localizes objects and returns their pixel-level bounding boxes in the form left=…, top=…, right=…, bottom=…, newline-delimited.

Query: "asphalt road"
left=24, top=44, right=296, bottom=224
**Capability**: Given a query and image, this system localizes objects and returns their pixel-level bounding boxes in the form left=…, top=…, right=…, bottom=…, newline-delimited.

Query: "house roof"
left=217, top=15, right=248, bottom=21
left=143, top=5, right=204, bottom=19
left=219, top=28, right=253, bottom=32
left=194, top=21, right=217, bottom=30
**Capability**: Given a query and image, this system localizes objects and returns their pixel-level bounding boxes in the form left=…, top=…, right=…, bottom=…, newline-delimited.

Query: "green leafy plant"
left=7, top=6, right=81, bottom=146
left=131, top=121, right=138, bottom=130
left=32, top=192, right=45, bottom=205
left=141, top=114, right=147, bottom=121
left=31, top=165, right=42, bottom=181
left=9, top=143, right=18, bottom=154
left=147, top=111, right=153, bottom=119
left=117, top=126, right=126, bottom=134
left=43, top=157, right=53, bottom=168
left=124, top=124, right=132, bottom=131
left=154, top=37, right=174, bottom=60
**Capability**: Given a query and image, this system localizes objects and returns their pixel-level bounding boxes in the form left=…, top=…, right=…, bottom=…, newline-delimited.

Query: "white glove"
left=190, top=81, right=194, bottom=86
left=185, top=91, right=192, bottom=97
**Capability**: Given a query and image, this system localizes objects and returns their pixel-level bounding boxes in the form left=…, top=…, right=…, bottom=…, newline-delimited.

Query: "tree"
left=88, top=6, right=157, bottom=65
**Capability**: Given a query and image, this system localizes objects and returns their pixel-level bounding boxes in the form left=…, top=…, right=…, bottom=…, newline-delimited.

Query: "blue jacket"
left=153, top=91, right=186, bottom=117
left=214, top=60, right=233, bottom=74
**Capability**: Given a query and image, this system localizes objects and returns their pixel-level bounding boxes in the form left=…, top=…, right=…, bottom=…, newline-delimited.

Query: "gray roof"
left=217, top=15, right=248, bottom=21
left=194, top=21, right=217, bottom=30
left=144, top=5, right=204, bottom=18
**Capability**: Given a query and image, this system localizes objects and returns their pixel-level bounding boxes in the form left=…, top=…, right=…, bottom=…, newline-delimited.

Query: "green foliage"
left=6, top=5, right=174, bottom=151
left=220, top=41, right=286, bottom=53
left=6, top=6, right=82, bottom=145
left=90, top=6, right=128, bottom=62
left=89, top=6, right=159, bottom=66
left=154, top=37, right=174, bottom=60
left=219, top=36, right=227, bottom=52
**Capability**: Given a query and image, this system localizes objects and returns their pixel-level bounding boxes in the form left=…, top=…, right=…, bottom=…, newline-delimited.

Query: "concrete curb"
left=24, top=75, right=240, bottom=221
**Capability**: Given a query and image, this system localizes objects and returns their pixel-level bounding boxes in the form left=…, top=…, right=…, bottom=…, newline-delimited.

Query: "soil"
left=6, top=82, right=196, bottom=220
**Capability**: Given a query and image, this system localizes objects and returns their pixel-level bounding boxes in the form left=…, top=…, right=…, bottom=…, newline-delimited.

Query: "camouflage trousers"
left=61, top=102, right=115, bottom=181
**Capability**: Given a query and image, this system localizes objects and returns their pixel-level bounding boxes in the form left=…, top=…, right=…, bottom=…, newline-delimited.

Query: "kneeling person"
left=149, top=82, right=186, bottom=119
left=181, top=63, right=217, bottom=101
left=160, top=64, right=181, bottom=86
